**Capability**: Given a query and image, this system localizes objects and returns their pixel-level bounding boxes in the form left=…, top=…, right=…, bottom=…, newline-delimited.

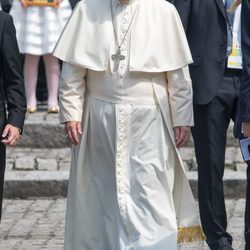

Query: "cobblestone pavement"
left=0, top=199, right=245, bottom=250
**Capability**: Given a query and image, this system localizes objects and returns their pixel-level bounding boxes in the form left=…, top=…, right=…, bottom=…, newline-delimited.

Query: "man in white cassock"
left=53, top=0, right=205, bottom=249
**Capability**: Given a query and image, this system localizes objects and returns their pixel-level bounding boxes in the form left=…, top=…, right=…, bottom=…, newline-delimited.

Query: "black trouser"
left=245, top=163, right=250, bottom=250
left=0, top=143, right=5, bottom=221
left=0, top=110, right=6, bottom=221
left=192, top=70, right=241, bottom=250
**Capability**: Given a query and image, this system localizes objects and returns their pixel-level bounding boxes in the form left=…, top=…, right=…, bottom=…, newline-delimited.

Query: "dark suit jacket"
left=0, top=11, right=26, bottom=133
left=239, top=0, right=250, bottom=123
left=0, top=11, right=26, bottom=219
left=174, top=0, right=228, bottom=105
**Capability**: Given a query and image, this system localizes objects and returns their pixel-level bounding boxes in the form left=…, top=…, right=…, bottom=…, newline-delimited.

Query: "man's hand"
left=1, top=124, right=21, bottom=146
left=174, top=126, right=190, bottom=148
left=64, top=121, right=82, bottom=145
left=242, top=122, right=250, bottom=137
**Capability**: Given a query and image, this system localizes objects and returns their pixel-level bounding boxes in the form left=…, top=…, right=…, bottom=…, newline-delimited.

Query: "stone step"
left=6, top=147, right=71, bottom=171
left=6, top=146, right=245, bottom=172
left=19, top=112, right=239, bottom=148
left=20, top=112, right=68, bottom=148
left=3, top=170, right=246, bottom=199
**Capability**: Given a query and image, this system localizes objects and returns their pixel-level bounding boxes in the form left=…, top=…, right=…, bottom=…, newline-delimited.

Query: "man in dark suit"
left=0, top=11, right=26, bottom=219
left=237, top=1, right=250, bottom=249
left=174, top=0, right=241, bottom=249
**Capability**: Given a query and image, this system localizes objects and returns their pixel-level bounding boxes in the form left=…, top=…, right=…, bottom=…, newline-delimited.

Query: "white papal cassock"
left=54, top=0, right=205, bottom=249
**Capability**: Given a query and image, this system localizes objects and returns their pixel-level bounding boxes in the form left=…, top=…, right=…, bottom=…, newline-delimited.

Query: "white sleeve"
left=166, top=66, right=194, bottom=127
left=59, top=62, right=87, bottom=123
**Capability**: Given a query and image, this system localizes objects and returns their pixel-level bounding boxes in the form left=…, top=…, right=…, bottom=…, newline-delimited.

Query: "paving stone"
left=9, top=218, right=38, bottom=237
left=29, top=199, right=54, bottom=213
left=45, top=113, right=60, bottom=123
left=46, top=239, right=64, bottom=250
left=0, top=239, right=22, bottom=249
left=6, top=159, right=14, bottom=171
left=0, top=199, right=246, bottom=250
left=225, top=147, right=237, bottom=165
left=179, top=148, right=195, bottom=161
left=20, top=123, right=68, bottom=148
left=235, top=147, right=244, bottom=162
left=58, top=159, right=71, bottom=171
left=7, top=148, right=71, bottom=160
left=37, top=158, right=58, bottom=171
left=6, top=148, right=32, bottom=158
left=25, top=112, right=47, bottom=122
left=4, top=200, right=34, bottom=213
left=190, top=157, right=198, bottom=171
left=227, top=124, right=240, bottom=147
left=182, top=160, right=190, bottom=171
left=236, top=162, right=248, bottom=172
left=17, top=239, right=48, bottom=249
left=15, top=156, right=35, bottom=170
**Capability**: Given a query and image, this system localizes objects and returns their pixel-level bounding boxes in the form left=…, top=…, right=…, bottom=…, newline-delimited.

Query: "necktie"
left=224, top=0, right=235, bottom=56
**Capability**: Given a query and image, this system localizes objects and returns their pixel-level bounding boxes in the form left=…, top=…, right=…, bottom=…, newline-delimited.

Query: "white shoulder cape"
left=53, top=0, right=192, bottom=72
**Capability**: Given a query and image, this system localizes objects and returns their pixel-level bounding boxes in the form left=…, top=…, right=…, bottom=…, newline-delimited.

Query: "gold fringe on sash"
left=177, top=225, right=206, bottom=244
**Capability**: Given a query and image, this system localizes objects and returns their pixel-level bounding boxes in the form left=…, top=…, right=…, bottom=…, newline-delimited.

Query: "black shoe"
left=208, top=237, right=233, bottom=250
left=217, top=245, right=234, bottom=250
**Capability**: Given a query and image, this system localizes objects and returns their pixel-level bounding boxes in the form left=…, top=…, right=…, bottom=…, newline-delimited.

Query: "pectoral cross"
left=111, top=49, right=125, bottom=72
